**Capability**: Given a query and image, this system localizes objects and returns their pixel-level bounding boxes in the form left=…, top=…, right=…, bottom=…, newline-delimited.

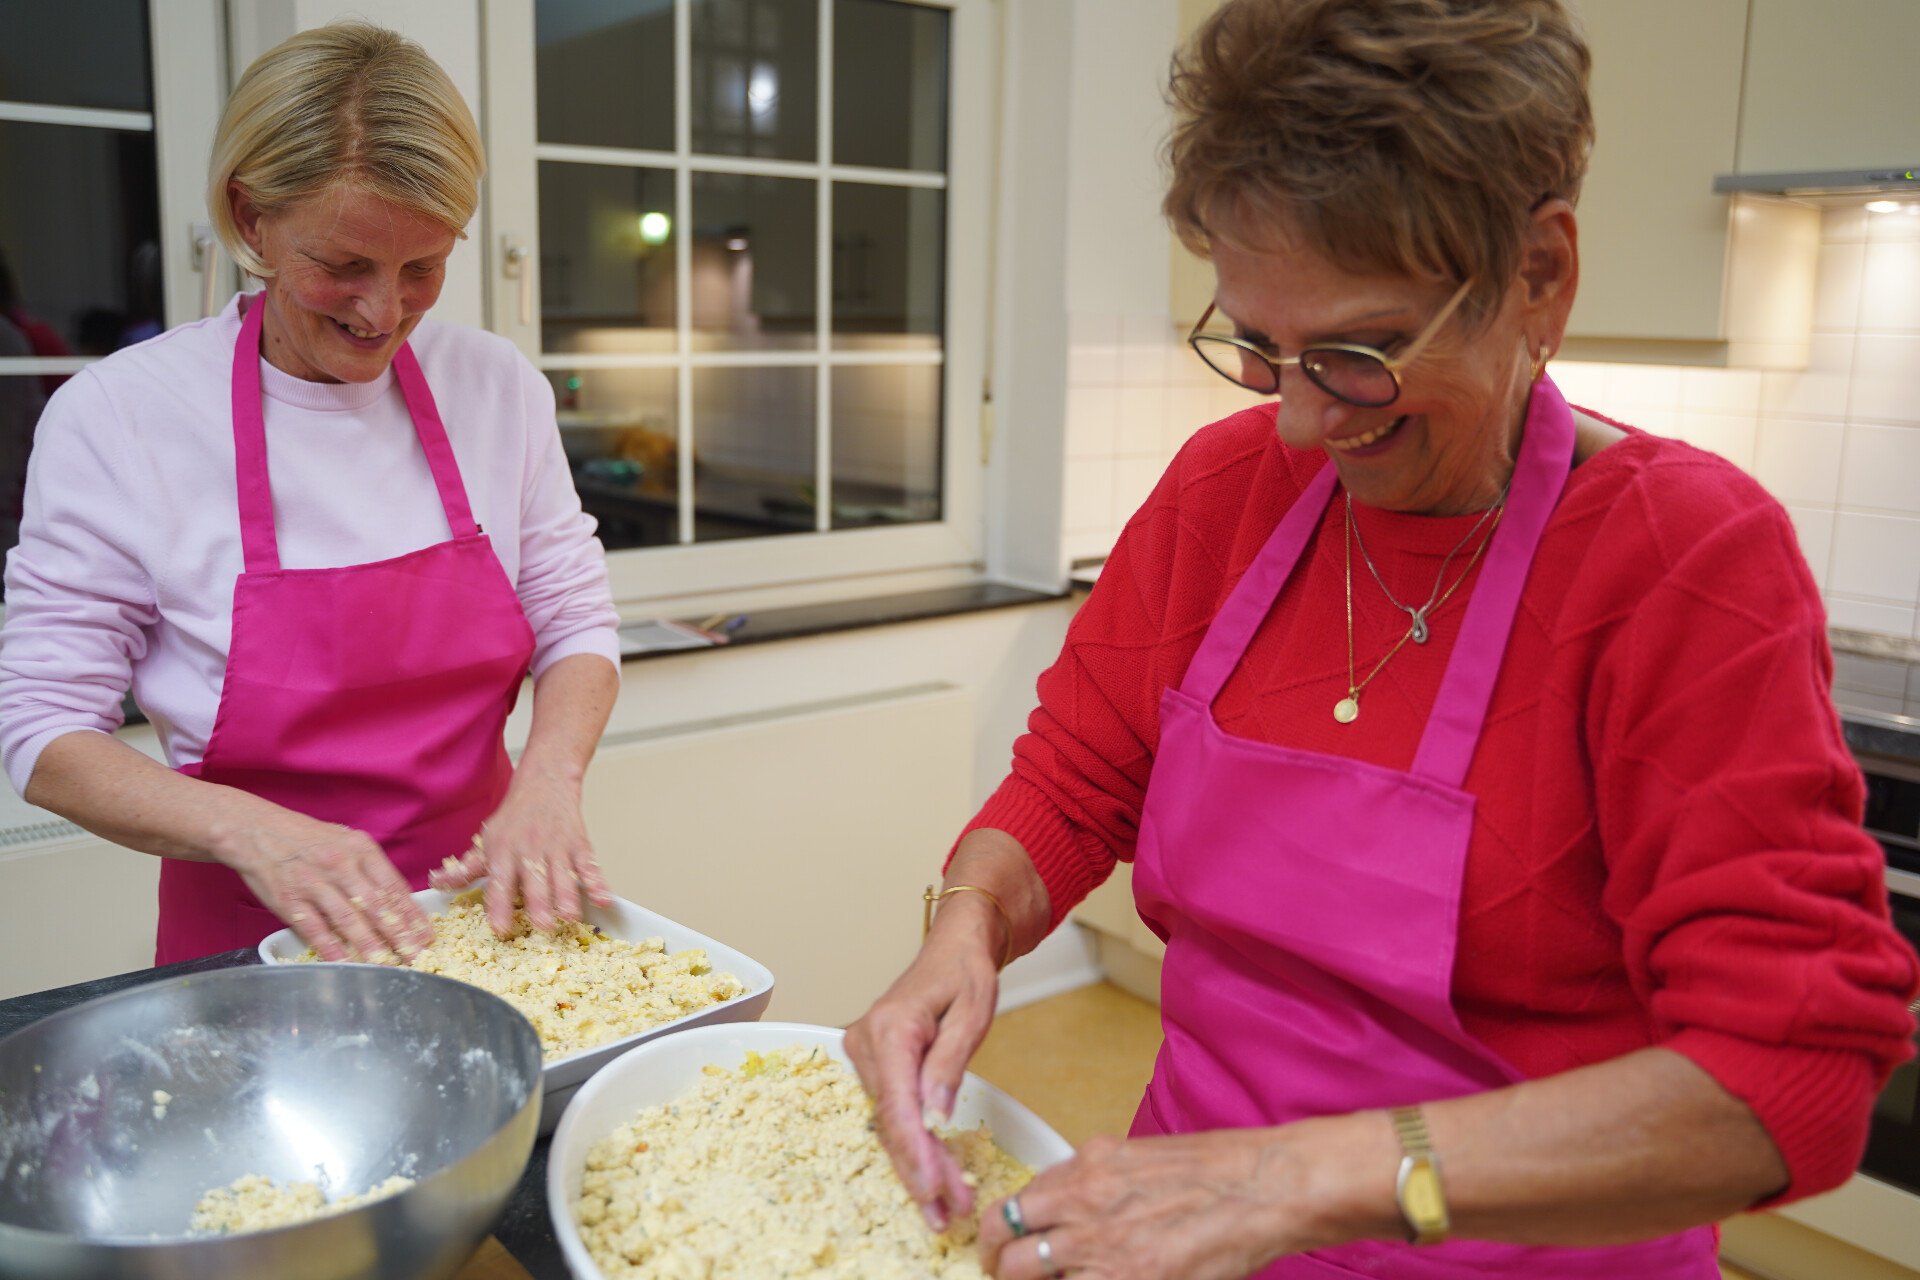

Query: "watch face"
left=1404, top=1163, right=1446, bottom=1224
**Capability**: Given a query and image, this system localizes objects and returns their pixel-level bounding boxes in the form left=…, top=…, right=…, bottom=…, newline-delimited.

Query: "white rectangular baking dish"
left=546, top=1022, right=1076, bottom=1280
left=257, top=885, right=775, bottom=1133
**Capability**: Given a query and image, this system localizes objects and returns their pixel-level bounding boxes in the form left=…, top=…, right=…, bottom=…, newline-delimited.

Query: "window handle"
left=192, top=222, right=220, bottom=320
left=503, top=235, right=532, bottom=328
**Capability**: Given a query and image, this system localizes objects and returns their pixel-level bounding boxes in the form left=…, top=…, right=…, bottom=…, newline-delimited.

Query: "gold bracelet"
left=923, top=884, right=1015, bottom=969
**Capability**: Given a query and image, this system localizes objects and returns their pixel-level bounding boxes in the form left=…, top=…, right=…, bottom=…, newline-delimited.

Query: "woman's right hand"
left=214, top=810, right=433, bottom=961
left=845, top=894, right=1006, bottom=1233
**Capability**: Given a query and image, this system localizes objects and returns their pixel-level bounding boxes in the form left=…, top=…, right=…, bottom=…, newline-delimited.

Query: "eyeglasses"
left=1187, top=279, right=1474, bottom=407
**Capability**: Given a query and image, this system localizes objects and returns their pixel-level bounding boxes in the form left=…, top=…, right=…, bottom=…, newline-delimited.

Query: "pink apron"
left=1128, top=378, right=1719, bottom=1277
left=154, top=298, right=536, bottom=964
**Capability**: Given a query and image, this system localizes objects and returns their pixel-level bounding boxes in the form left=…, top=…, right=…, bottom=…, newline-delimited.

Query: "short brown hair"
left=209, top=21, right=485, bottom=278
left=1165, top=0, right=1593, bottom=325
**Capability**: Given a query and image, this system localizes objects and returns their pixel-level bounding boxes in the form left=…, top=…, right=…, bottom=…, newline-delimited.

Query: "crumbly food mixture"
left=577, top=1046, right=1034, bottom=1280
left=299, top=891, right=747, bottom=1061
left=188, top=1173, right=414, bottom=1235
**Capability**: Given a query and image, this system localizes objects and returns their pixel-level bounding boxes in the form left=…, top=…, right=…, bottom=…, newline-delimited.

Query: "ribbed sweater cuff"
left=1664, top=1026, right=1884, bottom=1206
left=953, top=774, right=1107, bottom=930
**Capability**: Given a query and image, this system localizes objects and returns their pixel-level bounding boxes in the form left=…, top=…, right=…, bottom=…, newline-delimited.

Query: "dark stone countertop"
left=0, top=950, right=568, bottom=1279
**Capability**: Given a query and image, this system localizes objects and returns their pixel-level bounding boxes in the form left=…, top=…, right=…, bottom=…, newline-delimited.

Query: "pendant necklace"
left=1336, top=487, right=1507, bottom=724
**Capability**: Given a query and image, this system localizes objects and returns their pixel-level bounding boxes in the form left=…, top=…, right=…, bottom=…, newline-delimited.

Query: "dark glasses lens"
left=1301, top=348, right=1399, bottom=408
left=1190, top=336, right=1278, bottom=395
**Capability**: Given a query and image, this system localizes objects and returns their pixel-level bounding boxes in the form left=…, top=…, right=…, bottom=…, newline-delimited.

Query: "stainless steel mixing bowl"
left=0, top=964, right=542, bottom=1280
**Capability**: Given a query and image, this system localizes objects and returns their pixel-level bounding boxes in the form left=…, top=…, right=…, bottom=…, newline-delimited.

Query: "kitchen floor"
left=969, top=982, right=1760, bottom=1280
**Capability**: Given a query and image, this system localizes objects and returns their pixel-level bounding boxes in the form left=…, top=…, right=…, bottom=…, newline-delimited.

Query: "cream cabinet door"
left=1737, top=0, right=1920, bottom=175
left=1563, top=0, right=1750, bottom=354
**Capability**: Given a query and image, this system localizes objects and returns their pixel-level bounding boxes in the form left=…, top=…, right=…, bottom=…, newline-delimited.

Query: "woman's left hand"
left=977, top=1128, right=1346, bottom=1280
left=430, top=760, right=614, bottom=934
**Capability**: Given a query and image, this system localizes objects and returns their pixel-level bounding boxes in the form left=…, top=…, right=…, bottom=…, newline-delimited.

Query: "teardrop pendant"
left=1334, top=697, right=1359, bottom=724
left=1409, top=612, right=1429, bottom=645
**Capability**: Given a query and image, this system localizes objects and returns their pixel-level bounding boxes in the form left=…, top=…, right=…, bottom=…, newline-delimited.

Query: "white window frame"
left=480, top=0, right=994, bottom=609
left=0, top=0, right=231, bottom=383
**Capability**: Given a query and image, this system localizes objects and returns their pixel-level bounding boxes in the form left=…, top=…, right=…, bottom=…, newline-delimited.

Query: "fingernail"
left=923, top=1084, right=955, bottom=1129
left=921, top=1201, right=948, bottom=1232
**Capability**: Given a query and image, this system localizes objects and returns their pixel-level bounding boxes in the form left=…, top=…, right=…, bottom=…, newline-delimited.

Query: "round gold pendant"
left=1334, top=697, right=1359, bottom=724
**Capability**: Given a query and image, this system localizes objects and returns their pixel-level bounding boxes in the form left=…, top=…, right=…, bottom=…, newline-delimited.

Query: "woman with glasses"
left=847, top=1, right=1917, bottom=1277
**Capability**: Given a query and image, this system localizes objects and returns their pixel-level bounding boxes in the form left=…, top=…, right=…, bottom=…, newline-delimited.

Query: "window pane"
left=553, top=367, right=680, bottom=551
left=0, top=372, right=44, bottom=554
left=831, top=183, right=942, bottom=349
left=692, top=172, right=816, bottom=351
left=0, top=1, right=151, bottom=113
left=691, top=0, right=818, bottom=161
left=539, top=162, right=677, bottom=356
left=0, top=121, right=161, bottom=358
left=831, top=364, right=940, bottom=529
left=692, top=365, right=816, bottom=541
left=535, top=0, right=674, bottom=152
left=833, top=0, right=948, bottom=172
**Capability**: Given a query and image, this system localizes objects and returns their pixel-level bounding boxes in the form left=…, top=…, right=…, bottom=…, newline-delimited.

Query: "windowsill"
left=100, top=581, right=1067, bottom=730
left=621, top=579, right=1068, bottom=661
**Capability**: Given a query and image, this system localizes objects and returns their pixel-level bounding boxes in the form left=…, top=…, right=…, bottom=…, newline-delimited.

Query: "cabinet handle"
left=503, top=235, right=532, bottom=328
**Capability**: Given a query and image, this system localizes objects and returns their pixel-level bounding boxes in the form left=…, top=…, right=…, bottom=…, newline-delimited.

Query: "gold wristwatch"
left=1389, top=1105, right=1450, bottom=1246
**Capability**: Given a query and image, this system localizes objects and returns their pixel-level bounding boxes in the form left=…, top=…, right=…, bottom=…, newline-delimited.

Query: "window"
left=483, top=0, right=991, bottom=605
left=0, top=0, right=227, bottom=576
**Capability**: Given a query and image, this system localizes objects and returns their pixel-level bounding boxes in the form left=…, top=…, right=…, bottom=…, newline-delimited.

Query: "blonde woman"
left=0, top=23, right=621, bottom=965
left=848, top=1, right=1918, bottom=1277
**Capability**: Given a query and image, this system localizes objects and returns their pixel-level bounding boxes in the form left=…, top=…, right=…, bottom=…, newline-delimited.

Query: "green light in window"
left=638, top=212, right=671, bottom=245
left=567, top=376, right=582, bottom=391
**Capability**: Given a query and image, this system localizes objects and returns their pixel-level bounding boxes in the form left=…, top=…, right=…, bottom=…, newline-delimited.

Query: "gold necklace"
left=1336, top=493, right=1505, bottom=724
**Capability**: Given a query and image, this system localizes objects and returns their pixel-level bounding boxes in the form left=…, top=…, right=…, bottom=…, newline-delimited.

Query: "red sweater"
left=966, top=405, right=1919, bottom=1202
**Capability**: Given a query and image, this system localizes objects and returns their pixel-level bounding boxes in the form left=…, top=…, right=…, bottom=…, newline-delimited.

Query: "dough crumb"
left=576, top=1046, right=1033, bottom=1279
left=152, top=1089, right=171, bottom=1121
left=189, top=1173, right=413, bottom=1235
left=298, top=891, right=745, bottom=1061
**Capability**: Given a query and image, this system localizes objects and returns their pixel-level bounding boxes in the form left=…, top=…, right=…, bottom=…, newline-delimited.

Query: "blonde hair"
left=1165, top=0, right=1593, bottom=327
left=208, top=21, right=485, bottom=277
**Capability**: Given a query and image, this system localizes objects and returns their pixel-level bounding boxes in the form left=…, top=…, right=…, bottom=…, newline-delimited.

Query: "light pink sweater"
left=0, top=293, right=621, bottom=794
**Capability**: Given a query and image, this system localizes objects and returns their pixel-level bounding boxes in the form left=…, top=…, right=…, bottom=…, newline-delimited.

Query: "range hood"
left=1713, top=168, right=1920, bottom=197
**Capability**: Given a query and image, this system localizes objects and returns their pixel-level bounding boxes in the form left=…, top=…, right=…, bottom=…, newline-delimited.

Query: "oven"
left=1856, top=749, right=1920, bottom=1198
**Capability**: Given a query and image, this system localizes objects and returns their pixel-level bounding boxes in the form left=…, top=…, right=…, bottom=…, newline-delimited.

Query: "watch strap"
left=1389, top=1105, right=1450, bottom=1246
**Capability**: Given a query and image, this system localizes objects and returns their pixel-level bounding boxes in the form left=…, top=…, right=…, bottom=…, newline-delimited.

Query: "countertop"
left=0, top=949, right=570, bottom=1280
left=1830, top=629, right=1920, bottom=763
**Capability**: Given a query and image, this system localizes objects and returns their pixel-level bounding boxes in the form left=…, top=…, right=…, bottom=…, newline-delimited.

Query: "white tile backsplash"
left=1860, top=240, right=1920, bottom=333
left=1759, top=333, right=1855, bottom=419
left=1840, top=423, right=1920, bottom=514
left=1058, top=208, right=1920, bottom=639
left=1830, top=511, right=1920, bottom=601
left=1677, top=411, right=1757, bottom=471
left=1849, top=333, right=1920, bottom=426
left=1065, top=386, right=1119, bottom=459
left=1680, top=367, right=1761, bottom=415
left=1812, top=240, right=1865, bottom=331
left=1825, top=596, right=1918, bottom=639
left=1867, top=206, right=1920, bottom=244
left=1756, top=419, right=1845, bottom=505
left=1117, top=383, right=1167, bottom=456
left=1784, top=505, right=1835, bottom=589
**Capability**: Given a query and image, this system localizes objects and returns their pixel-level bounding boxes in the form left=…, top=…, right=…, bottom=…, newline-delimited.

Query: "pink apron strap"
left=230, top=296, right=280, bottom=573
left=390, top=343, right=481, bottom=538
left=229, top=300, right=483, bottom=567
left=1409, top=378, right=1576, bottom=788
left=1178, top=461, right=1341, bottom=705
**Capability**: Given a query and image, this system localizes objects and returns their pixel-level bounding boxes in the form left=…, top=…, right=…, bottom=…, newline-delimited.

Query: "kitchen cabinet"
left=1736, top=0, right=1920, bottom=176
left=1569, top=0, right=1920, bottom=368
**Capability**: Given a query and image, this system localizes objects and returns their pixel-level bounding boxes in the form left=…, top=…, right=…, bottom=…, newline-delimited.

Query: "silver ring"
left=1002, top=1194, right=1028, bottom=1238
left=1037, top=1234, right=1064, bottom=1279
